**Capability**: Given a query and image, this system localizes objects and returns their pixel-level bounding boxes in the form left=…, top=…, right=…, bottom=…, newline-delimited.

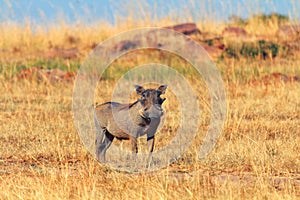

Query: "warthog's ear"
left=157, top=85, right=167, bottom=94
left=134, top=85, right=145, bottom=95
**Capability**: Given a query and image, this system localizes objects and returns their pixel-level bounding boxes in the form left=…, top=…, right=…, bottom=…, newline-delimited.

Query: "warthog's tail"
left=94, top=109, right=104, bottom=145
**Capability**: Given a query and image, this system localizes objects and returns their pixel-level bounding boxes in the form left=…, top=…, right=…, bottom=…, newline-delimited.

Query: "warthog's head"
left=135, top=84, right=167, bottom=119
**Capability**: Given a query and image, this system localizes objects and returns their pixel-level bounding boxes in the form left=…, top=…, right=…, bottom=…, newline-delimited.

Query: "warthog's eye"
left=141, top=93, right=149, bottom=102
left=142, top=91, right=150, bottom=98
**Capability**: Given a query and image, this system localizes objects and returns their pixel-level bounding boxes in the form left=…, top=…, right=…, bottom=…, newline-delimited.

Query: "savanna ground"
left=0, top=13, right=300, bottom=199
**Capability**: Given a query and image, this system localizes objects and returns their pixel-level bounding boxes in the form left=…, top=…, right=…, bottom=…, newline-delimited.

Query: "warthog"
left=94, top=84, right=167, bottom=162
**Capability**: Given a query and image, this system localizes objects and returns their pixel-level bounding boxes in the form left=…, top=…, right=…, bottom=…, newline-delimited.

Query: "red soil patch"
left=249, top=72, right=300, bottom=86
left=18, top=67, right=75, bottom=83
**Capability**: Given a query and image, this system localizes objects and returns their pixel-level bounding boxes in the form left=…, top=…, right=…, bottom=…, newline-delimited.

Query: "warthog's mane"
left=98, top=100, right=139, bottom=111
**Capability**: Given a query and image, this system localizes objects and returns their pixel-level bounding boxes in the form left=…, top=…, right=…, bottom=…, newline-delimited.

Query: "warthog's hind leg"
left=95, top=129, right=114, bottom=162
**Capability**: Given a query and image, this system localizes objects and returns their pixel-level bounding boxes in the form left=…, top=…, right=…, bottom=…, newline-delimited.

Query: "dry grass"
left=0, top=12, right=300, bottom=199
left=1, top=58, right=299, bottom=199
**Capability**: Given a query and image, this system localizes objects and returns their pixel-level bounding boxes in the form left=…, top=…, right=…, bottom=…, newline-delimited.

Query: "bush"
left=258, top=40, right=279, bottom=59
left=224, top=40, right=280, bottom=59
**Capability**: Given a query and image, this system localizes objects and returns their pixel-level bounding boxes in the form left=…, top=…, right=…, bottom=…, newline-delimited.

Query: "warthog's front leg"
left=130, top=136, right=138, bottom=160
left=146, top=134, right=155, bottom=165
left=147, top=135, right=155, bottom=153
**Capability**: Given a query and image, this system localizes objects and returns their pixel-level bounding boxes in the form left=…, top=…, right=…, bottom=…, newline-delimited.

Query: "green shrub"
left=258, top=40, right=279, bottom=58
left=240, top=43, right=259, bottom=58
left=224, top=40, right=281, bottom=59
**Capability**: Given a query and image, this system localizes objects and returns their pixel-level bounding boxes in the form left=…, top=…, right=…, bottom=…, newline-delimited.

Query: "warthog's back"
left=95, top=101, right=143, bottom=139
left=95, top=102, right=120, bottom=127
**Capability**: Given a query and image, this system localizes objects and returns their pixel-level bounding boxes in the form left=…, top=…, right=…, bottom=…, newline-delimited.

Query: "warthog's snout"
left=145, top=104, right=164, bottom=118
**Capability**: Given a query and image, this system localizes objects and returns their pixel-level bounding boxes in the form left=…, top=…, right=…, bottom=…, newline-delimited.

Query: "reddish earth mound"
left=222, top=27, right=247, bottom=37
left=44, top=47, right=79, bottom=59
left=277, top=25, right=300, bottom=40
left=18, top=67, right=75, bottom=83
left=250, top=72, right=300, bottom=86
left=164, top=23, right=201, bottom=35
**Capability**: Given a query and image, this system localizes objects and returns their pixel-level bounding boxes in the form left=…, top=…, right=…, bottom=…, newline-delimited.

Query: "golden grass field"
left=0, top=13, right=300, bottom=199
